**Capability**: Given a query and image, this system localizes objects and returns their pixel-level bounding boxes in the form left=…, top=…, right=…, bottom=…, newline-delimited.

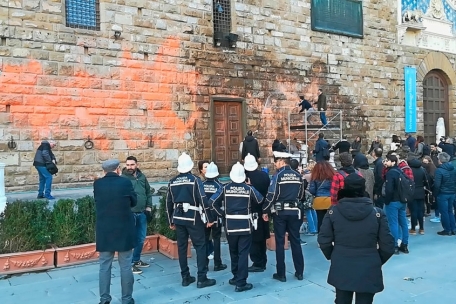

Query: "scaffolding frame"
left=287, top=110, right=343, bottom=145
left=287, top=110, right=343, bottom=166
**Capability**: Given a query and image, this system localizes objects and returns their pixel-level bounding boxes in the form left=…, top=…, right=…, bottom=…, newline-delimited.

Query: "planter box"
left=158, top=234, right=191, bottom=260
left=266, top=233, right=289, bottom=251
left=142, top=235, right=159, bottom=253
left=0, top=249, right=55, bottom=275
left=55, top=243, right=99, bottom=267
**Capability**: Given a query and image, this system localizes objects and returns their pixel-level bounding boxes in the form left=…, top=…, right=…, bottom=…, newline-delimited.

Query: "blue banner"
left=404, top=67, right=417, bottom=133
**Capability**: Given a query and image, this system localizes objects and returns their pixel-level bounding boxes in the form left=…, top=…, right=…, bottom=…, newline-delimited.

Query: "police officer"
left=263, top=151, right=305, bottom=282
left=243, top=154, right=271, bottom=272
left=202, top=162, right=227, bottom=272
left=166, top=152, right=216, bottom=289
left=210, top=162, right=263, bottom=292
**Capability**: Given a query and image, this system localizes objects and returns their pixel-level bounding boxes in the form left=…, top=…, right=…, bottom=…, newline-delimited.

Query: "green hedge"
left=0, top=195, right=167, bottom=254
left=0, top=200, right=52, bottom=254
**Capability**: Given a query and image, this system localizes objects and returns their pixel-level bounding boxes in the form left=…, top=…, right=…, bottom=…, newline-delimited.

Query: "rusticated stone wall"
left=0, top=0, right=455, bottom=190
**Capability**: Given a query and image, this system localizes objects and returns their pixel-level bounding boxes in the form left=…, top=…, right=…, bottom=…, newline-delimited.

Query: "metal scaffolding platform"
left=287, top=110, right=343, bottom=166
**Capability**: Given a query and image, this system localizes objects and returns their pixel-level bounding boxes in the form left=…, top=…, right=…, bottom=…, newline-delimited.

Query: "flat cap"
left=102, top=159, right=120, bottom=172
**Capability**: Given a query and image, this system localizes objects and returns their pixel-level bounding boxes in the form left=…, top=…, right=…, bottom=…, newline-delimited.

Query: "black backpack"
left=394, top=167, right=415, bottom=203
left=422, top=143, right=431, bottom=156
left=322, top=146, right=330, bottom=159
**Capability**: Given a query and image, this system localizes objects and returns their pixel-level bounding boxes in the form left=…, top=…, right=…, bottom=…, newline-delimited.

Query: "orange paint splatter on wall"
left=0, top=37, right=200, bottom=151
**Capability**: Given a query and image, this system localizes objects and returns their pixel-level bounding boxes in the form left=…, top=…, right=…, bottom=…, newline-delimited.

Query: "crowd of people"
left=34, top=127, right=456, bottom=304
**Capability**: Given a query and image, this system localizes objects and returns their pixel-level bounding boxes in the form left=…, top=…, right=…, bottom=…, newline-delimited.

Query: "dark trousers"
left=176, top=220, right=207, bottom=282
left=273, top=213, right=304, bottom=277
left=374, top=196, right=384, bottom=209
left=249, top=239, right=267, bottom=268
left=335, top=289, right=374, bottom=304
left=316, top=209, right=328, bottom=233
left=205, top=223, right=222, bottom=266
left=227, top=234, right=252, bottom=287
left=408, top=199, right=424, bottom=230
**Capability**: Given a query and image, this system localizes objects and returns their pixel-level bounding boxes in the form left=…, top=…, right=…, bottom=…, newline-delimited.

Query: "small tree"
left=156, top=196, right=177, bottom=240
left=75, top=196, right=96, bottom=244
left=51, top=199, right=80, bottom=247
left=146, top=204, right=157, bottom=235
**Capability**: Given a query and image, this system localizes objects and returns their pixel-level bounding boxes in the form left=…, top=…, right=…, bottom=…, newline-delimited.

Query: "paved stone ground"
left=1, top=219, right=455, bottom=304
left=2, top=188, right=456, bottom=303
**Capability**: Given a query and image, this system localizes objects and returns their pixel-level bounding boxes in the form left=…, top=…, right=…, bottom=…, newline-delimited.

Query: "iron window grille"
left=213, top=0, right=232, bottom=47
left=66, top=0, right=100, bottom=31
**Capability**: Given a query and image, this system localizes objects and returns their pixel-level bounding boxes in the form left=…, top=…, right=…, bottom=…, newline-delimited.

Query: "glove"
left=144, top=210, right=152, bottom=223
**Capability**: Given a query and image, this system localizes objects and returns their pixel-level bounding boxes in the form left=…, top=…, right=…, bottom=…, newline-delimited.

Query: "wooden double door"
left=213, top=101, right=243, bottom=174
left=423, top=71, right=449, bottom=144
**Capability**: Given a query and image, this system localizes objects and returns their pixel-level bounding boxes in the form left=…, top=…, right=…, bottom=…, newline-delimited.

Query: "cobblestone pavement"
left=1, top=219, right=454, bottom=303
left=2, top=187, right=455, bottom=303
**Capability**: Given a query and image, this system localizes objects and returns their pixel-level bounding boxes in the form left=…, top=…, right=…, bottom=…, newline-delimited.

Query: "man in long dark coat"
left=244, top=154, right=271, bottom=272
left=94, top=159, right=137, bottom=304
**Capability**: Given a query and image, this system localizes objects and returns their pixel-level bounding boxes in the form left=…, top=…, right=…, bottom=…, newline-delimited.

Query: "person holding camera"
left=263, top=151, right=306, bottom=283
left=121, top=156, right=153, bottom=275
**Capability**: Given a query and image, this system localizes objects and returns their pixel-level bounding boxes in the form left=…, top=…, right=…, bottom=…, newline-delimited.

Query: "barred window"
left=66, top=0, right=100, bottom=30
left=213, top=0, right=232, bottom=47
left=213, top=0, right=231, bottom=33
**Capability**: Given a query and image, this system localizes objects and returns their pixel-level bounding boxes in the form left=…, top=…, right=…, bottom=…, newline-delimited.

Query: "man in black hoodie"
left=372, top=148, right=384, bottom=208
left=241, top=130, right=260, bottom=161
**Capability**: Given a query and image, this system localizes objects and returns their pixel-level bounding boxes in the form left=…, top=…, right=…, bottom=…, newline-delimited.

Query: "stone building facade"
left=0, top=0, right=455, bottom=190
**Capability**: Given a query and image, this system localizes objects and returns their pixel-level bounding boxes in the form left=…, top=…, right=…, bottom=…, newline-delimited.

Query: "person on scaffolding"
left=314, top=89, right=327, bottom=127
left=297, top=95, right=315, bottom=125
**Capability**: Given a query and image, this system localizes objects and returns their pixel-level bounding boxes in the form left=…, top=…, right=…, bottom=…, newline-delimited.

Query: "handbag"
left=306, top=181, right=331, bottom=210
left=45, top=162, right=58, bottom=175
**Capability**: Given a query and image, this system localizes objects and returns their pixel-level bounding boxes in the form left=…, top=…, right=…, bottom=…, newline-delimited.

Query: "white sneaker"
left=430, top=217, right=441, bottom=223
left=208, top=254, right=214, bottom=260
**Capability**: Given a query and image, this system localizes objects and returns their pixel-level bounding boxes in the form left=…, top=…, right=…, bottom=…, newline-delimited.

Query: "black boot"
left=399, top=243, right=409, bottom=254
left=197, top=278, right=216, bottom=288
left=214, top=263, right=227, bottom=271
left=235, top=283, right=253, bottom=292
left=182, top=276, right=196, bottom=287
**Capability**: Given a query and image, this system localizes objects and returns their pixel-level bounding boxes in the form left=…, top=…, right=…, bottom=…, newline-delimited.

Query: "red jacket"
left=381, top=160, right=413, bottom=180
left=330, top=167, right=363, bottom=205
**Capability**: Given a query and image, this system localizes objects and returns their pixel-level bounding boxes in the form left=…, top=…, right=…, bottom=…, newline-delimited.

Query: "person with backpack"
left=412, top=135, right=426, bottom=159
left=407, top=158, right=430, bottom=235
left=314, top=133, right=329, bottom=162
left=318, top=174, right=395, bottom=304
left=330, top=152, right=363, bottom=206
left=384, top=154, right=413, bottom=255
left=433, top=152, right=456, bottom=236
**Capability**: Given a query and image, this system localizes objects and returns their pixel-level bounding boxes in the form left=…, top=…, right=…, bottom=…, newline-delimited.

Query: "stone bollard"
left=0, top=163, right=6, bottom=212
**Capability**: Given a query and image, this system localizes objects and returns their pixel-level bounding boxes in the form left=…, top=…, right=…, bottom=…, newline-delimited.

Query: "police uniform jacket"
left=203, top=178, right=223, bottom=224
left=263, top=165, right=305, bottom=216
left=166, top=172, right=212, bottom=226
left=210, top=182, right=263, bottom=235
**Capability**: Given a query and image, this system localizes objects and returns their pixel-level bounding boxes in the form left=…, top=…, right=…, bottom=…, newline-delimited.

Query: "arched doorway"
left=423, top=71, right=449, bottom=144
